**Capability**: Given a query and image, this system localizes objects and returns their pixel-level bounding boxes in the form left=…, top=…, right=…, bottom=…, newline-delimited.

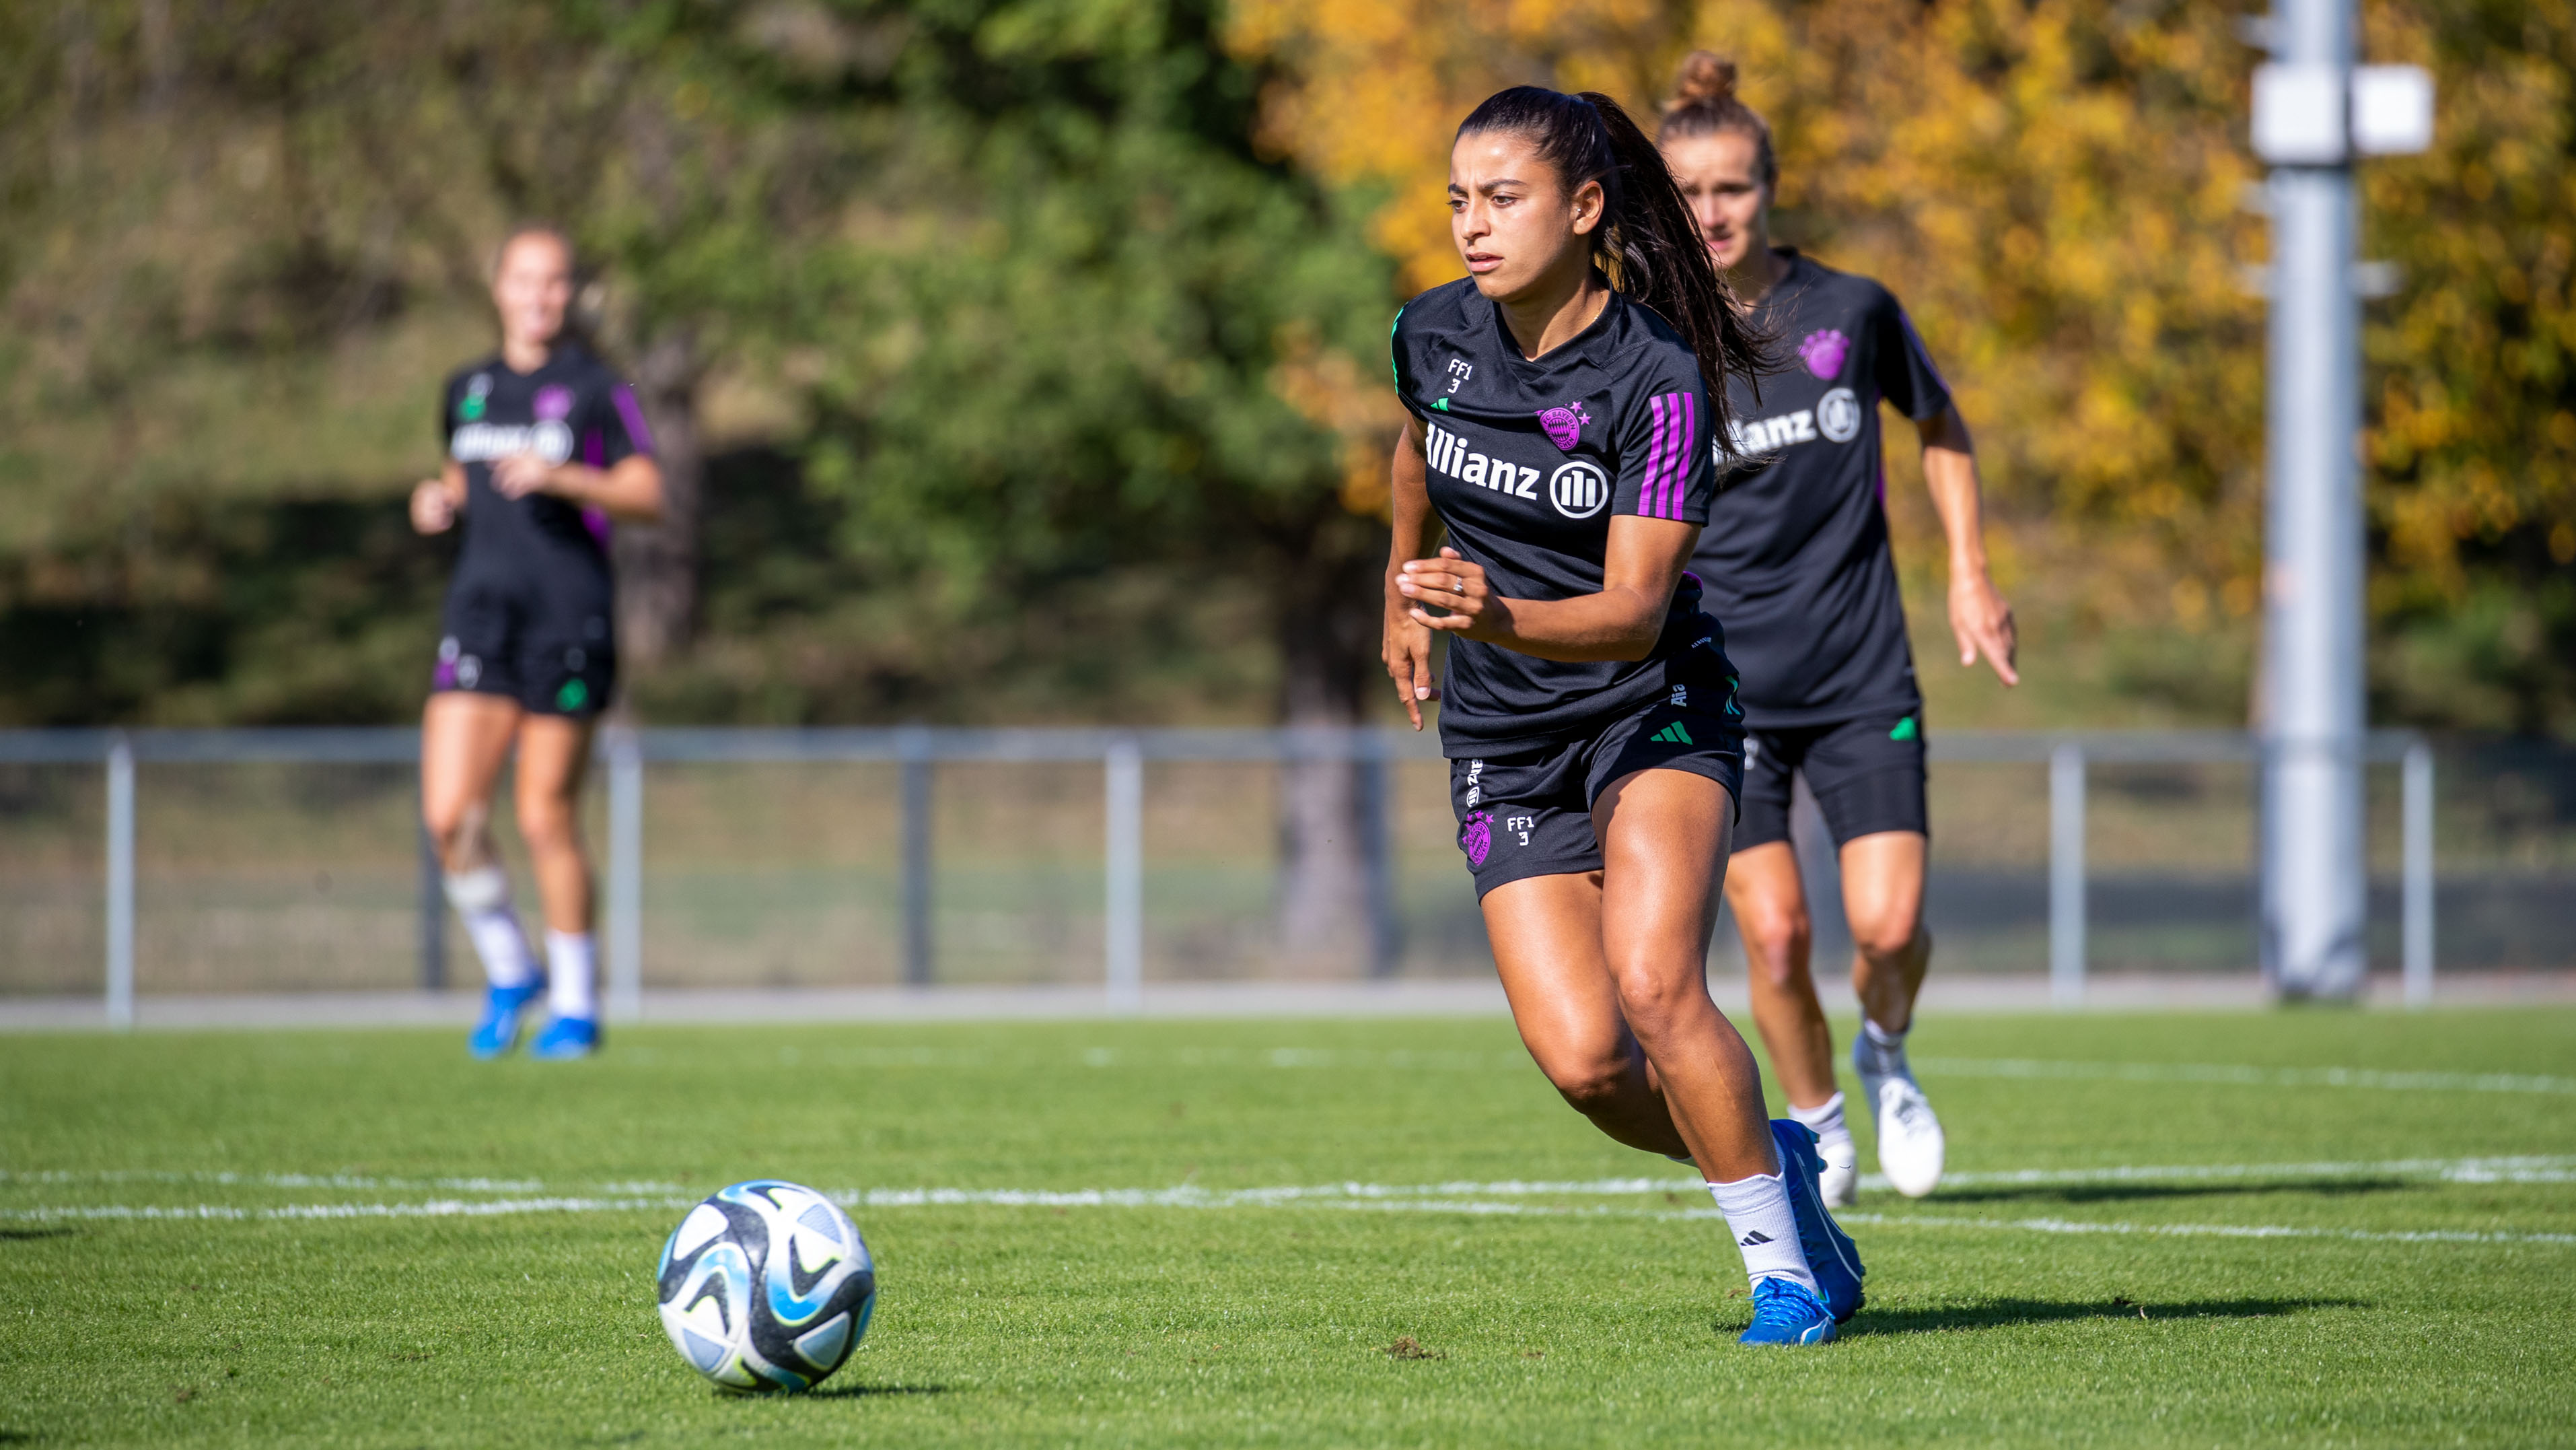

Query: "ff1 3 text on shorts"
left=1733, top=711, right=1929, bottom=851
left=1450, top=690, right=1748, bottom=899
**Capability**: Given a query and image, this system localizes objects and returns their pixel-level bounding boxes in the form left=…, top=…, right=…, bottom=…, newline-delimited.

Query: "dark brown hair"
left=1456, top=85, right=1764, bottom=435
left=1657, top=51, right=1777, bottom=193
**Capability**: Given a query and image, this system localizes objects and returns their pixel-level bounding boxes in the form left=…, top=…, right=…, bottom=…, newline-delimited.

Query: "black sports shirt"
left=440, top=343, right=653, bottom=576
left=1392, top=279, right=1731, bottom=756
left=1690, top=251, right=1952, bottom=727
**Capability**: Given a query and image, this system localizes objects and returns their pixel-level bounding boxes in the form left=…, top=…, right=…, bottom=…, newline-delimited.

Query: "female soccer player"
left=410, top=226, right=664, bottom=1060
left=1383, top=86, right=1861, bottom=1345
left=1657, top=55, right=2019, bottom=1204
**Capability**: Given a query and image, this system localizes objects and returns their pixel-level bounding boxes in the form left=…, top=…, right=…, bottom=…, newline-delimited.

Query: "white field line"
left=5, top=1156, right=2567, bottom=1211
left=6, top=1194, right=2570, bottom=1248
left=7, top=1154, right=2572, bottom=1245
left=1910, top=1058, right=2576, bottom=1095
left=1869, top=1154, right=2576, bottom=1191
left=810, top=1046, right=2576, bottom=1095
left=1829, top=1211, right=2576, bottom=1248
left=0, top=1170, right=545, bottom=1192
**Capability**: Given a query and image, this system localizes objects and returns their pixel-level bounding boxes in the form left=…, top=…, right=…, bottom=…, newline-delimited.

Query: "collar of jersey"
left=1473, top=279, right=1622, bottom=377
left=1748, top=249, right=1821, bottom=319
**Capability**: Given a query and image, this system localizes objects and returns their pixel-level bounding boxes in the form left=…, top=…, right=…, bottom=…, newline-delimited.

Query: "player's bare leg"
left=514, top=713, right=602, bottom=1057
left=423, top=693, right=545, bottom=1056
left=1485, top=770, right=1859, bottom=1339
left=1838, top=831, right=1943, bottom=1195
left=1725, top=840, right=1860, bottom=1201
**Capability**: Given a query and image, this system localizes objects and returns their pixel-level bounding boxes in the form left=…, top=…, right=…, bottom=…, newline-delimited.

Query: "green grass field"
left=3, top=1008, right=2571, bottom=1447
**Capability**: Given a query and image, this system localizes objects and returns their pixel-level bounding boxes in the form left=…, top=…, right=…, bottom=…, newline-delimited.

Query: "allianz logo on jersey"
left=451, top=420, right=577, bottom=466
left=1728, top=386, right=1863, bottom=454
left=1426, top=423, right=1611, bottom=520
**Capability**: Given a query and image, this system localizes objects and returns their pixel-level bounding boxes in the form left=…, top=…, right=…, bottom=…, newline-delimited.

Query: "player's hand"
left=1949, top=570, right=2019, bottom=686
left=1398, top=547, right=1507, bottom=644
left=410, top=478, right=457, bottom=534
left=1383, top=579, right=1442, bottom=732
left=491, top=452, right=561, bottom=500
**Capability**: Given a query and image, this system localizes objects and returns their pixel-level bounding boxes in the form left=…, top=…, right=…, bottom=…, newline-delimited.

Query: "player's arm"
left=492, top=453, right=665, bottom=522
left=1384, top=417, right=1447, bottom=730
left=1397, top=515, right=1700, bottom=664
left=1915, top=406, right=2017, bottom=685
left=409, top=460, right=467, bottom=535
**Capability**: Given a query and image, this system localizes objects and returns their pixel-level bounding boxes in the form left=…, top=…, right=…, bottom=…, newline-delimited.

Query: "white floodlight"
left=2253, top=63, right=2347, bottom=164
left=2352, top=65, right=2435, bottom=155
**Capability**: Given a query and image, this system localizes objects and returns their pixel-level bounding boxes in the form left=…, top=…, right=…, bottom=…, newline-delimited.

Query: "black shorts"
left=1449, top=692, right=1746, bottom=899
left=1735, top=710, right=1927, bottom=850
left=433, top=565, right=616, bottom=718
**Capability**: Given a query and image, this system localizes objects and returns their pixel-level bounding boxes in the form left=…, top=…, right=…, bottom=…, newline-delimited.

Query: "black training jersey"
left=440, top=343, right=653, bottom=576
left=1690, top=251, right=1952, bottom=728
left=1392, top=279, right=1732, bottom=757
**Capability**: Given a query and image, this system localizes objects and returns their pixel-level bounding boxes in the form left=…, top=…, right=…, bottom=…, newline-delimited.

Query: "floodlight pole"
left=2256, top=0, right=2365, bottom=999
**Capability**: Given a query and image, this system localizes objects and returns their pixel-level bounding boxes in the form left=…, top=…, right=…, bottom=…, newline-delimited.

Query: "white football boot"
left=1814, top=1130, right=1860, bottom=1208
left=1857, top=1046, right=1945, bottom=1198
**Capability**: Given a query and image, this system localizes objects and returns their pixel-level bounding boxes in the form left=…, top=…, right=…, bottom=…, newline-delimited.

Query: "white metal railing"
left=0, top=726, right=2435, bottom=1021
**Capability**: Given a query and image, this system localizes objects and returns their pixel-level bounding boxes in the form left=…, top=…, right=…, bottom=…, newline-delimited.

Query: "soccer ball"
left=655, top=1180, right=877, bottom=1393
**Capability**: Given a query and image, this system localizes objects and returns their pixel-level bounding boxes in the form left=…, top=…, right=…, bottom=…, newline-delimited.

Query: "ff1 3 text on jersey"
left=432, top=343, right=653, bottom=717
left=1690, top=250, right=1953, bottom=728
left=1392, top=279, right=1737, bottom=755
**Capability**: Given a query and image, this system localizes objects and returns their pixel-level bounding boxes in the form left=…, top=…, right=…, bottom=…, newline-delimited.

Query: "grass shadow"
left=1921, top=1178, right=2412, bottom=1207
left=793, top=1384, right=950, bottom=1402
left=0, top=1228, right=74, bottom=1242
left=1851, top=1297, right=2367, bottom=1336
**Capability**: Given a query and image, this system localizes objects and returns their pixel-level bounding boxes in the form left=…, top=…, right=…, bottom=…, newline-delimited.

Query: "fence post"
left=1359, top=729, right=1400, bottom=979
left=606, top=730, right=645, bottom=1024
left=2402, top=738, right=2435, bottom=1008
left=1104, top=735, right=1144, bottom=1012
left=418, top=821, right=446, bottom=992
left=106, top=734, right=135, bottom=1031
left=899, top=726, right=934, bottom=988
left=2048, top=741, right=2086, bottom=1007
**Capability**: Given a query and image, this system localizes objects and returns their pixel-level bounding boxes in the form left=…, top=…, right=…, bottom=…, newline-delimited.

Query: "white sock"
left=444, top=868, right=538, bottom=990
left=1787, top=1091, right=1855, bottom=1165
left=1707, top=1173, right=1818, bottom=1292
left=546, top=931, right=598, bottom=1021
left=1856, top=1019, right=1910, bottom=1080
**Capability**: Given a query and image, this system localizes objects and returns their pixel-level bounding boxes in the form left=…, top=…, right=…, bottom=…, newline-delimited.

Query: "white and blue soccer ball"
left=655, top=1180, right=877, bottom=1393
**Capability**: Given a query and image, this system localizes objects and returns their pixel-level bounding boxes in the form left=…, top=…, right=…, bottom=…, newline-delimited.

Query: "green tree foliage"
left=0, top=0, right=1390, bottom=732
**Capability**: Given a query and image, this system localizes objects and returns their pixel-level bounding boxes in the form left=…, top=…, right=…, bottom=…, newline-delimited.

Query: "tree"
left=783, top=0, right=1400, bottom=963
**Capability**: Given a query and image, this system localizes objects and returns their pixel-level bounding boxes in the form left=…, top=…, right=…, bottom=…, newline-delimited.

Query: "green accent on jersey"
left=1651, top=722, right=1694, bottom=745
left=1390, top=306, right=1404, bottom=389
left=1890, top=716, right=1919, bottom=741
left=1432, top=398, right=1449, bottom=411
left=556, top=679, right=589, bottom=712
left=459, top=396, right=485, bottom=421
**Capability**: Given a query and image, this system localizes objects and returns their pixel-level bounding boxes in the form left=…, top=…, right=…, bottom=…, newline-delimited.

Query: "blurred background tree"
left=1, top=0, right=2571, bottom=748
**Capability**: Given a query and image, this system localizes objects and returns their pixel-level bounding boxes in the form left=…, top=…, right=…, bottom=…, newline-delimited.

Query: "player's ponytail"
left=1657, top=51, right=1778, bottom=193
left=1458, top=86, right=1768, bottom=438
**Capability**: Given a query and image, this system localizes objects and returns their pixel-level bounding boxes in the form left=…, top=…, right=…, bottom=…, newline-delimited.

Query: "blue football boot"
left=1772, top=1119, right=1866, bottom=1323
left=527, top=1014, right=600, bottom=1060
left=468, top=980, right=546, bottom=1059
left=1738, top=1276, right=1837, bottom=1346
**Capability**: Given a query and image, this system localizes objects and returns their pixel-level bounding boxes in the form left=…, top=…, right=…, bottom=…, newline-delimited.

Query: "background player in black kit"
left=1384, top=86, right=1862, bottom=1346
left=409, top=227, right=664, bottom=1061
left=1659, top=55, right=2021, bottom=1205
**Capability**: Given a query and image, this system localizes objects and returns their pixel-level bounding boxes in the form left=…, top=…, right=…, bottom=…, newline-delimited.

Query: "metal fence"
left=0, top=725, right=2473, bottom=1023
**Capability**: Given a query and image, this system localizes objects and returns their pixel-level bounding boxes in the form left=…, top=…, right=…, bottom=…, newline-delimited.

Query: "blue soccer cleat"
left=468, top=980, right=546, bottom=1059
left=527, top=1014, right=600, bottom=1060
left=1738, top=1276, right=1837, bottom=1346
left=1772, top=1119, right=1866, bottom=1323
